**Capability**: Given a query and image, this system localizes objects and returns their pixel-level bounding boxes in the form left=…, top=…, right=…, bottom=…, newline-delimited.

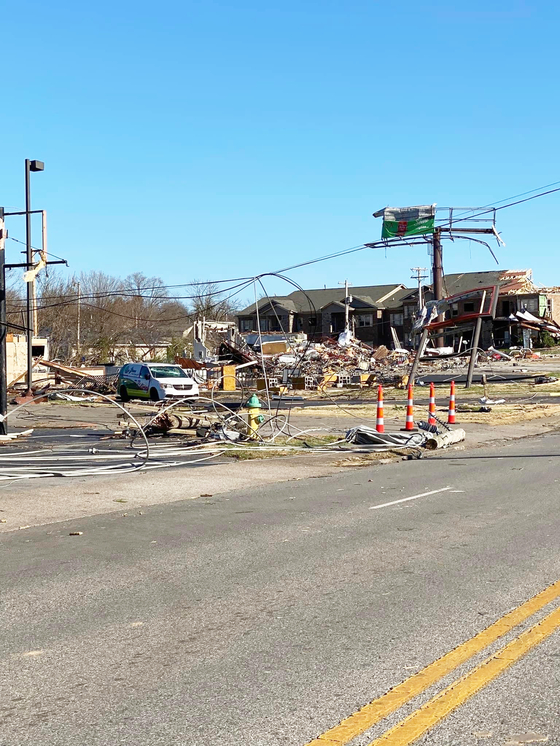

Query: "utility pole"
left=338, top=280, right=352, bottom=333
left=76, top=281, right=81, bottom=359
left=24, top=159, right=44, bottom=393
left=411, top=267, right=428, bottom=311
left=0, top=209, right=7, bottom=435
left=432, top=227, right=445, bottom=347
left=33, top=210, right=48, bottom=337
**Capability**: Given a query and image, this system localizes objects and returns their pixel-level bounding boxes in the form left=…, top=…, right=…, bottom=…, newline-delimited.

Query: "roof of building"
left=255, top=297, right=298, bottom=312
left=237, top=271, right=540, bottom=318
left=381, top=286, right=415, bottom=309
left=237, top=284, right=407, bottom=316
left=441, top=270, right=533, bottom=297
left=401, top=270, right=536, bottom=302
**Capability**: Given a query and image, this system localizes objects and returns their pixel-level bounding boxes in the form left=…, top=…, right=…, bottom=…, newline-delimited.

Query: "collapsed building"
left=237, top=270, right=560, bottom=352
left=9, top=270, right=560, bottom=400
left=402, top=270, right=560, bottom=349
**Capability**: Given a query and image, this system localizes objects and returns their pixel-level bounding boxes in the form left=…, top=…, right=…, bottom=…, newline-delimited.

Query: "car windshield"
left=148, top=366, right=188, bottom=379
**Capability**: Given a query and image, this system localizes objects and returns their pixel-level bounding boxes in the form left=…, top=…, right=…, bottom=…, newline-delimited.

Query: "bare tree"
left=188, top=281, right=242, bottom=321
left=21, top=270, right=230, bottom=364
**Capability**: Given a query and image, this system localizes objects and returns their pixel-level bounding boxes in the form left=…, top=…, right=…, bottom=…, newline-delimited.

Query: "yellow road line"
left=369, top=603, right=560, bottom=745
left=305, top=579, right=560, bottom=746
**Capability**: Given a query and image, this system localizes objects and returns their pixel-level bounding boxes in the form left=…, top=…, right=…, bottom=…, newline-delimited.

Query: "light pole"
left=0, top=208, right=7, bottom=435
left=25, top=158, right=44, bottom=393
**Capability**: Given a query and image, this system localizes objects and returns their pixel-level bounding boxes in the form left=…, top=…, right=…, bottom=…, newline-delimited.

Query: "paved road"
left=2, top=432, right=560, bottom=745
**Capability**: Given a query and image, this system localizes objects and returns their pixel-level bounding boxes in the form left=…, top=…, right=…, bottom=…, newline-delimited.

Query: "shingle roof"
left=236, top=272, right=537, bottom=318
left=381, top=286, right=415, bottom=309
left=238, top=284, right=406, bottom=315
left=441, top=270, right=533, bottom=297
left=401, top=271, right=535, bottom=303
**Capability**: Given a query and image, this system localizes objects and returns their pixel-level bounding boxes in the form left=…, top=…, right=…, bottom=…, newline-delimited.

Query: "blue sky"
left=3, top=0, right=558, bottom=304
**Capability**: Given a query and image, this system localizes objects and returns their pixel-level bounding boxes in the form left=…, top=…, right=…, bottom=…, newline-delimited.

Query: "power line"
left=438, top=186, right=560, bottom=227
left=5, top=277, right=255, bottom=305
left=437, top=178, right=560, bottom=221
left=6, top=178, right=560, bottom=313
left=7, top=236, right=67, bottom=264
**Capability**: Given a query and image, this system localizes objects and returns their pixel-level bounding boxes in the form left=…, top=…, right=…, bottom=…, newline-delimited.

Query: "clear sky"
left=3, top=0, right=558, bottom=304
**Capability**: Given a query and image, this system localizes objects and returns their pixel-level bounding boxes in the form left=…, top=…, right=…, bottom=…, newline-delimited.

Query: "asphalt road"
left=2, top=433, right=560, bottom=745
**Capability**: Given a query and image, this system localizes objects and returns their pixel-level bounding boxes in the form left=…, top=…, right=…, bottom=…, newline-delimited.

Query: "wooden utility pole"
left=432, top=227, right=445, bottom=347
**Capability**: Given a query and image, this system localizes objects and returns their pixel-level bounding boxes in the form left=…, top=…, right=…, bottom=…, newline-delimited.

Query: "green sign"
left=379, top=204, right=436, bottom=239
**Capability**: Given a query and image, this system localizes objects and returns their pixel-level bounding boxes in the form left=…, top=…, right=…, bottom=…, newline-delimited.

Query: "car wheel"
left=149, top=388, right=160, bottom=402
left=120, top=386, right=130, bottom=402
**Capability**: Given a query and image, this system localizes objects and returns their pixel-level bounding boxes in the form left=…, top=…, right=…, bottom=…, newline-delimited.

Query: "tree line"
left=6, top=271, right=243, bottom=364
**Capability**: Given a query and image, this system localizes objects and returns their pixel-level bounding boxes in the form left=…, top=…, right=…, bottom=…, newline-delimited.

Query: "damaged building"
left=237, top=270, right=560, bottom=351
left=236, top=284, right=412, bottom=346
left=402, top=270, right=560, bottom=348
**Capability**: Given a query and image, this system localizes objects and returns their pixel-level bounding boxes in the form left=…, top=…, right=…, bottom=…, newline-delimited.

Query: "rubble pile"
left=8, top=359, right=118, bottom=400
left=255, top=337, right=413, bottom=390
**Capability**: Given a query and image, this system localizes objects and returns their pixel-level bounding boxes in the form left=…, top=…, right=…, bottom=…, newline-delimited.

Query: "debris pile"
left=8, top=359, right=117, bottom=401
left=247, top=337, right=413, bottom=391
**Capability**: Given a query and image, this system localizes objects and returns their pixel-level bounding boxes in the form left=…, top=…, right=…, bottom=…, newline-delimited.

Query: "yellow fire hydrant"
left=246, top=394, right=264, bottom=439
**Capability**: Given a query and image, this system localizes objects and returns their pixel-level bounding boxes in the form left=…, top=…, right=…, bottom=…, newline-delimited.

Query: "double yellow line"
left=306, top=578, right=560, bottom=746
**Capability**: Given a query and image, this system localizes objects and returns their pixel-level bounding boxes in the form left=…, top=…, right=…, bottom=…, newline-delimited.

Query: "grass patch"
left=222, top=433, right=343, bottom=460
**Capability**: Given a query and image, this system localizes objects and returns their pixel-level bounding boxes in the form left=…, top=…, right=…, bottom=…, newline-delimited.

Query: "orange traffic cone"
left=448, top=380, right=456, bottom=424
left=376, top=385, right=385, bottom=433
left=403, top=384, right=416, bottom=431
left=428, top=382, right=437, bottom=426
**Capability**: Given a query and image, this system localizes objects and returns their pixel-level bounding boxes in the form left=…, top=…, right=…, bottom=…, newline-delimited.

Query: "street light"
left=25, top=158, right=44, bottom=393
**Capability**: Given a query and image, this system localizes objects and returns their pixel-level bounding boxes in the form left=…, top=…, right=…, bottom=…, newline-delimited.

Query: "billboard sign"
left=375, top=204, right=436, bottom=239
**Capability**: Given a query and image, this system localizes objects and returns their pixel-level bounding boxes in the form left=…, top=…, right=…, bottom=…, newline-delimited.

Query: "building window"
left=240, top=319, right=253, bottom=332
left=403, top=305, right=414, bottom=319
left=524, top=297, right=539, bottom=313
left=452, top=303, right=459, bottom=317
left=357, top=314, right=373, bottom=327
left=547, top=299, right=553, bottom=317
left=464, top=302, right=475, bottom=313
left=390, top=313, right=403, bottom=327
